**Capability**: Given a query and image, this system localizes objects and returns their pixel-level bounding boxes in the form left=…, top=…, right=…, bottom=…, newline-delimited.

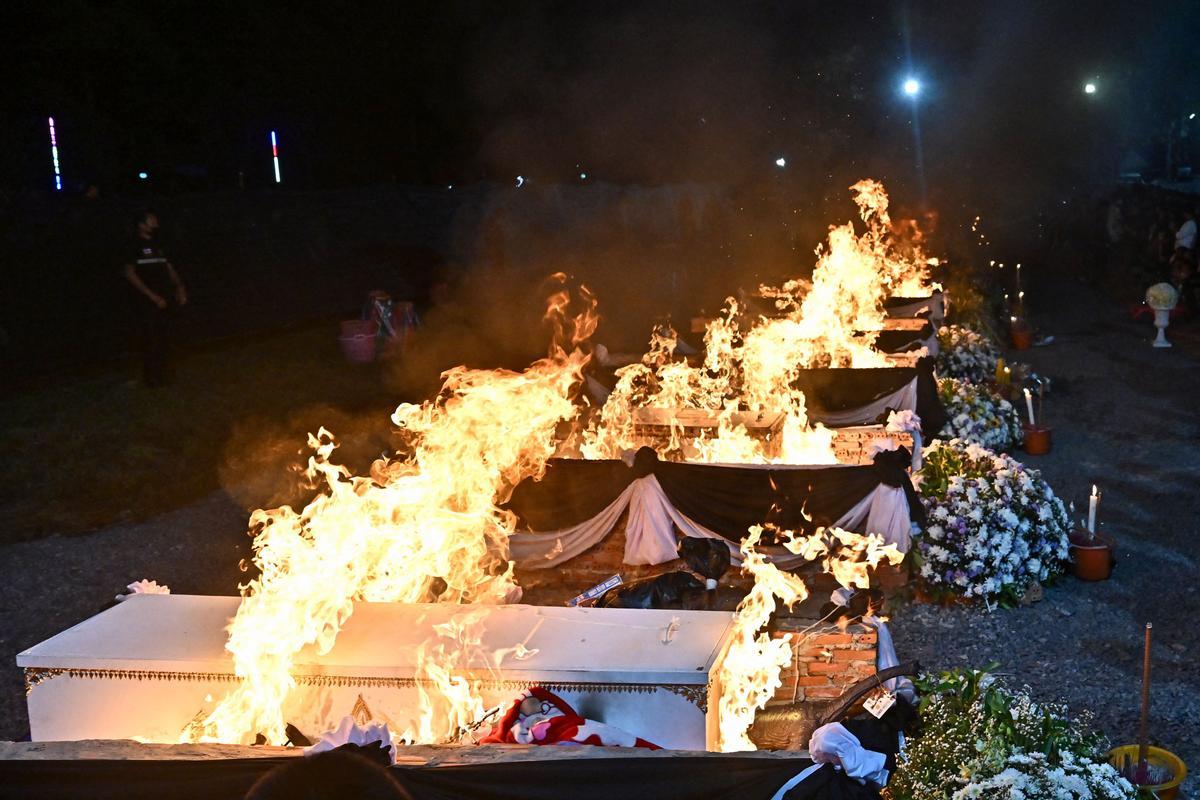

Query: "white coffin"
left=19, top=595, right=735, bottom=751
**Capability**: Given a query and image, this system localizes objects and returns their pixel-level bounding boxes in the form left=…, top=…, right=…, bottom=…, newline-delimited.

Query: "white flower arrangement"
left=936, top=325, right=1000, bottom=383
left=888, top=667, right=1136, bottom=800
left=952, top=750, right=1137, bottom=800
left=913, top=439, right=1070, bottom=604
left=1145, top=282, right=1179, bottom=311
left=937, top=378, right=1023, bottom=451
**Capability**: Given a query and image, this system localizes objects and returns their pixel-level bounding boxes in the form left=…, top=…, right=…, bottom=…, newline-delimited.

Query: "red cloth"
left=480, top=687, right=661, bottom=750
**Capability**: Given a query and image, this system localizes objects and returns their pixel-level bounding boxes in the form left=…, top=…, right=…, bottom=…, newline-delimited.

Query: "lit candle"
left=1088, top=485, right=1099, bottom=533
left=1018, top=291, right=1025, bottom=301
left=1024, top=388, right=1035, bottom=425
left=1003, top=366, right=1011, bottom=385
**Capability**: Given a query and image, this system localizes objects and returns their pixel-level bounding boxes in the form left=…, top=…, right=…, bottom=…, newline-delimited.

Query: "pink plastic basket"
left=338, top=320, right=379, bottom=363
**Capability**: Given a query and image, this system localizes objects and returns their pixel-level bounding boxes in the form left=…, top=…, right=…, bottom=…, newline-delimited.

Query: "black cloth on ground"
left=0, top=754, right=821, bottom=800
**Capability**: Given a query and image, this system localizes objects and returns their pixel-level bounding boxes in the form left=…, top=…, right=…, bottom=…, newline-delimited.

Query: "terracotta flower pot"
left=1069, top=532, right=1114, bottom=581
left=1022, top=424, right=1052, bottom=455
left=1010, top=324, right=1033, bottom=350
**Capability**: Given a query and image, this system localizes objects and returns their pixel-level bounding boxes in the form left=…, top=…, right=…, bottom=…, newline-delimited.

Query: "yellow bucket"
left=1108, top=745, right=1187, bottom=800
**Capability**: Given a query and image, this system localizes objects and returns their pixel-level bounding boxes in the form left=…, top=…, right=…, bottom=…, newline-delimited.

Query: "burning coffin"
left=19, top=595, right=735, bottom=751
left=883, top=290, right=946, bottom=325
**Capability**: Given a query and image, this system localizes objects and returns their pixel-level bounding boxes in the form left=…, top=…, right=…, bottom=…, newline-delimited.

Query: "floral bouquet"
left=937, top=377, right=1023, bottom=451
left=936, top=325, right=1000, bottom=383
left=1145, top=282, right=1179, bottom=311
left=913, top=439, right=1070, bottom=604
left=885, top=666, right=1135, bottom=800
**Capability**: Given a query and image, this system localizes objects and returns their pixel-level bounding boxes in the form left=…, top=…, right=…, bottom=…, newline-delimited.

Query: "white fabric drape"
left=806, top=378, right=919, bottom=429
left=808, top=723, right=890, bottom=786
left=508, top=482, right=637, bottom=567
left=864, top=615, right=915, bottom=703
left=510, top=471, right=913, bottom=570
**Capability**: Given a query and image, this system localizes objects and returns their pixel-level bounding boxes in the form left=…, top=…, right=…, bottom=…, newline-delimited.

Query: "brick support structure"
left=768, top=622, right=878, bottom=706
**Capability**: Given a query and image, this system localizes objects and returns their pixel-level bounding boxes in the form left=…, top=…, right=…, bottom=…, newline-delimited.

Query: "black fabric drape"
left=651, top=460, right=882, bottom=536
left=506, top=448, right=922, bottom=543
left=869, top=447, right=926, bottom=529
left=504, top=458, right=636, bottom=530
left=912, top=357, right=946, bottom=437
left=791, top=367, right=916, bottom=413
left=882, top=291, right=942, bottom=316
left=873, top=322, right=933, bottom=354
left=0, top=754, right=820, bottom=800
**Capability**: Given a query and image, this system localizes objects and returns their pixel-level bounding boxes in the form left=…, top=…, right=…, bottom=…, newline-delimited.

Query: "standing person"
left=123, top=209, right=187, bottom=386
left=1174, top=207, right=1197, bottom=253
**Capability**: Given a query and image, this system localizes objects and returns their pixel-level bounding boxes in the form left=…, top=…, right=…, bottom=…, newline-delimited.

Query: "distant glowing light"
left=138, top=171, right=148, bottom=180
left=48, top=117, right=62, bottom=191
left=270, top=130, right=281, bottom=184
left=1191, top=113, right=1197, bottom=120
left=579, top=172, right=587, bottom=180
left=1084, top=82, right=1097, bottom=95
left=775, top=157, right=787, bottom=168
left=516, top=175, right=525, bottom=187
left=902, top=78, right=921, bottom=97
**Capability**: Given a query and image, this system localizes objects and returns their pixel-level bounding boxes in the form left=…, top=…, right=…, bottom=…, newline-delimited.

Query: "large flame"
left=186, top=276, right=598, bottom=745
left=717, top=524, right=903, bottom=752
left=579, top=179, right=936, bottom=464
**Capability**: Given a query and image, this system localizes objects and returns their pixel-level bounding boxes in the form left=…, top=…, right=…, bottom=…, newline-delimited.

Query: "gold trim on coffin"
left=23, top=667, right=711, bottom=711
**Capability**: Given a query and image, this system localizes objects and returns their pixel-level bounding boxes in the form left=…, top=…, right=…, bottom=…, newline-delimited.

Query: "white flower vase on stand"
left=1153, top=308, right=1172, bottom=348
left=1145, top=283, right=1179, bottom=350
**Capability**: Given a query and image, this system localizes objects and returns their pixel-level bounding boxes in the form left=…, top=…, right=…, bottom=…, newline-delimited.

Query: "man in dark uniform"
left=123, top=209, right=187, bottom=386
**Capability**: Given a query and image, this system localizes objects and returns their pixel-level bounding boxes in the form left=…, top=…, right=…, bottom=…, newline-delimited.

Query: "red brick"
left=795, top=646, right=833, bottom=659
left=796, top=676, right=831, bottom=687
left=832, top=650, right=875, bottom=662
left=805, top=685, right=846, bottom=699
left=810, top=633, right=855, bottom=646
left=807, top=661, right=845, bottom=675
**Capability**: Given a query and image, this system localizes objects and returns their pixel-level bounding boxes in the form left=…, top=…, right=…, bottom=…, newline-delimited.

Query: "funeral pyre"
left=182, top=179, right=932, bottom=752
left=576, top=179, right=938, bottom=465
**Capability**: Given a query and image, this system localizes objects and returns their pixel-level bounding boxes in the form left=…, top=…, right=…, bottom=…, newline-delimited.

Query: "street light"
left=1084, top=82, right=1097, bottom=95
left=775, top=157, right=786, bottom=168
left=902, top=78, right=921, bottom=98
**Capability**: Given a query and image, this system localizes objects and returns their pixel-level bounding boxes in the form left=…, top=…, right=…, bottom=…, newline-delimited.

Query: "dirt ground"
left=1, top=274, right=1197, bottom=794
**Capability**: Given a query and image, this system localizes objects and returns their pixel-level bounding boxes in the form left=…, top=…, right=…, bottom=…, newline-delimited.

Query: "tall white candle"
left=1089, top=484, right=1099, bottom=534
left=1024, top=388, right=1036, bottom=426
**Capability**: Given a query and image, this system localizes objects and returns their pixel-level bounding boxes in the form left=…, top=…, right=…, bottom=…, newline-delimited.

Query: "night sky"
left=5, top=1, right=1200, bottom=212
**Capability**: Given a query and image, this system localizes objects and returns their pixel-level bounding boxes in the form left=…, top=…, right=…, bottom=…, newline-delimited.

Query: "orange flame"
left=717, top=524, right=903, bottom=751
left=185, top=281, right=598, bottom=745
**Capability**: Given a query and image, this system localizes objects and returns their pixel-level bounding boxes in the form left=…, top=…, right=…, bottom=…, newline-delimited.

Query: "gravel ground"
left=891, top=277, right=1200, bottom=797
left=1, top=275, right=1197, bottom=794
